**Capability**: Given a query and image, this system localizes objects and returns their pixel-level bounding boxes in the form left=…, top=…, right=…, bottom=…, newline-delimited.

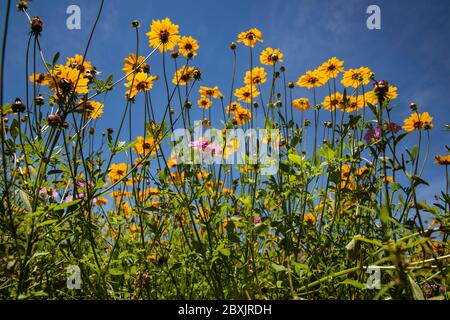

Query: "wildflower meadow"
left=0, top=0, right=448, bottom=300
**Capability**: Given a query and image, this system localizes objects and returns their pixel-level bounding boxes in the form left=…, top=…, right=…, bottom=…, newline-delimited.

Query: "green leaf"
left=407, top=275, right=424, bottom=300
left=271, top=263, right=287, bottom=272
left=18, top=189, right=31, bottom=213
left=109, top=268, right=125, bottom=276
left=218, top=248, right=230, bottom=257
left=339, top=279, right=366, bottom=290
left=410, top=144, right=418, bottom=161
left=52, top=52, right=60, bottom=66
left=288, top=153, right=303, bottom=166
left=379, top=204, right=389, bottom=225
left=36, top=219, right=58, bottom=228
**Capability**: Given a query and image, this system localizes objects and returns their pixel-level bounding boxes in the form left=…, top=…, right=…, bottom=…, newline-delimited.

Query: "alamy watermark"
left=366, top=5, right=381, bottom=30
left=67, top=265, right=81, bottom=289
left=66, top=5, right=81, bottom=30
left=366, top=266, right=381, bottom=289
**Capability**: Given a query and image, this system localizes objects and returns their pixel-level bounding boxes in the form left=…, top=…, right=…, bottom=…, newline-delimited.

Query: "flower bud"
left=35, top=94, right=44, bottom=106
left=288, top=81, right=295, bottom=89
left=31, top=16, right=43, bottom=35
left=253, top=101, right=259, bottom=108
left=12, top=97, right=26, bottom=113
left=131, top=20, right=140, bottom=28
left=17, top=0, right=28, bottom=11
left=107, top=128, right=114, bottom=135
left=409, top=103, right=417, bottom=111
left=184, top=101, right=192, bottom=109
left=170, top=50, right=179, bottom=59
left=47, top=114, right=62, bottom=126
left=229, top=42, right=236, bottom=50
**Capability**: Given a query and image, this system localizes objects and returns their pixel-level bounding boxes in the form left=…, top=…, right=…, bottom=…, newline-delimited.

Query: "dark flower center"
left=159, top=30, right=170, bottom=43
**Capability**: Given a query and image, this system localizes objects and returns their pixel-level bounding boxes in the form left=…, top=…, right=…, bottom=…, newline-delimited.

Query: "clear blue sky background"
left=2, top=0, right=449, bottom=203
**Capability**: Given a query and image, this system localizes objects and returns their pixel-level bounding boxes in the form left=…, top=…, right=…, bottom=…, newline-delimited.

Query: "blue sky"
left=2, top=0, right=449, bottom=202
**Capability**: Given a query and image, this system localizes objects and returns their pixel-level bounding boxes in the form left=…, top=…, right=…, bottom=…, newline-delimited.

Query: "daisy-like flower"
left=108, top=163, right=128, bottom=184
left=172, top=66, right=196, bottom=85
left=83, top=100, right=104, bottom=119
left=322, top=93, right=343, bottom=111
left=198, top=96, right=212, bottom=109
left=29, top=73, right=49, bottom=86
left=66, top=54, right=93, bottom=73
left=135, top=136, right=159, bottom=157
left=226, top=101, right=243, bottom=114
left=122, top=53, right=150, bottom=75
left=234, top=85, right=260, bottom=103
left=178, top=36, right=199, bottom=58
left=125, top=72, right=158, bottom=98
left=146, top=18, right=180, bottom=52
left=50, top=65, right=89, bottom=94
left=260, top=47, right=283, bottom=65
left=318, top=57, right=344, bottom=79
left=237, top=28, right=263, bottom=47
left=403, top=112, right=434, bottom=131
left=94, top=197, right=108, bottom=206
left=304, top=213, right=316, bottom=223
left=341, top=67, right=372, bottom=88
left=296, top=70, right=326, bottom=89
left=435, top=155, right=450, bottom=165
left=233, top=107, right=252, bottom=125
left=343, top=95, right=365, bottom=113
left=244, top=67, right=267, bottom=86
left=199, top=86, right=222, bottom=98
left=292, top=98, right=310, bottom=111
left=364, top=85, right=398, bottom=105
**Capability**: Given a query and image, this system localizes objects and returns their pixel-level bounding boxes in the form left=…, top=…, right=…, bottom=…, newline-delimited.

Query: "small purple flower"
left=189, top=139, right=209, bottom=150
left=386, top=122, right=401, bottom=134
left=50, top=190, right=58, bottom=199
left=364, top=128, right=382, bottom=144
left=39, top=187, right=48, bottom=199
left=254, top=216, right=261, bottom=224
left=64, top=195, right=73, bottom=203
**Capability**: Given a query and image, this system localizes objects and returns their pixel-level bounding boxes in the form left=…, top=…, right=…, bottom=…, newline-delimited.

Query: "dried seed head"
left=89, top=127, right=95, bottom=135
left=276, top=100, right=282, bottom=108
left=253, top=101, right=259, bottom=108
left=47, top=114, right=62, bottom=126
left=288, top=81, right=295, bottom=89
left=16, top=0, right=28, bottom=11
left=184, top=101, right=192, bottom=109
left=31, top=16, right=43, bottom=35
left=304, top=119, right=311, bottom=127
left=193, top=68, right=202, bottom=81
left=12, top=97, right=26, bottom=113
left=35, top=94, right=44, bottom=106
left=107, top=128, right=114, bottom=135
left=409, top=103, right=417, bottom=111
left=202, top=118, right=210, bottom=128
left=229, top=42, right=237, bottom=50
left=280, top=66, right=285, bottom=72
